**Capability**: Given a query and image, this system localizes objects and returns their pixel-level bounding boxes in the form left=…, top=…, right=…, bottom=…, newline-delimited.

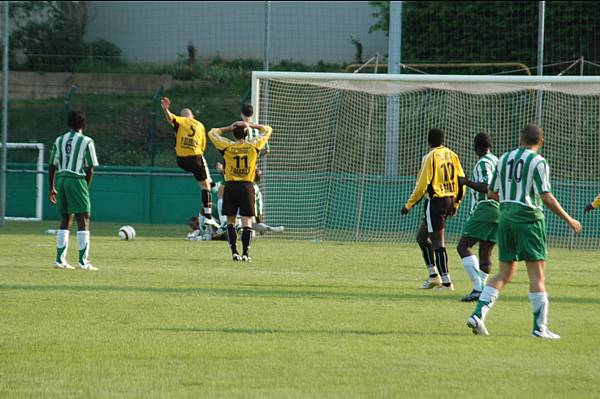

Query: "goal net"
left=252, top=72, right=600, bottom=249
left=1, top=143, right=45, bottom=221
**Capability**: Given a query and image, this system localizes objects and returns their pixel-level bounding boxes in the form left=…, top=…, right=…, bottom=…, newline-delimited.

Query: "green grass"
left=1, top=221, right=599, bottom=398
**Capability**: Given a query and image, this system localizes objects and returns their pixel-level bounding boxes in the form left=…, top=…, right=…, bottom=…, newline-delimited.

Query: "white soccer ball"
left=119, top=225, right=136, bottom=241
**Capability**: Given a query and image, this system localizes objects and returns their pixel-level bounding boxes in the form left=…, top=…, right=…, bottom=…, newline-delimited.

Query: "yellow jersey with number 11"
left=208, top=126, right=272, bottom=182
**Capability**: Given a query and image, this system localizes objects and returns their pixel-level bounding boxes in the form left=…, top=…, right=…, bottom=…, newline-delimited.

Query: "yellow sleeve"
left=405, top=153, right=433, bottom=210
left=169, top=112, right=181, bottom=125
left=592, top=193, right=600, bottom=208
left=208, top=128, right=234, bottom=151
left=250, top=125, right=272, bottom=150
left=453, top=154, right=466, bottom=209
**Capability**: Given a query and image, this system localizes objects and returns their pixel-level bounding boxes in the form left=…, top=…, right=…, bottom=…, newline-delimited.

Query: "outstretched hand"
left=160, top=97, right=170, bottom=110
left=584, top=203, right=594, bottom=213
left=401, top=207, right=410, bottom=215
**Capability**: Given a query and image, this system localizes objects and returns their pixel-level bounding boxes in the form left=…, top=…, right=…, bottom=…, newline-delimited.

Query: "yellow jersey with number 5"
left=208, top=126, right=272, bottom=182
left=405, top=146, right=466, bottom=210
left=170, top=113, right=206, bottom=157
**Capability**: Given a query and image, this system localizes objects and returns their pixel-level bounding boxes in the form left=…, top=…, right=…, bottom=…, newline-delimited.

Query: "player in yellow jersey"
left=208, top=121, right=272, bottom=261
left=401, top=128, right=466, bottom=291
left=584, top=193, right=600, bottom=212
left=160, top=97, right=218, bottom=228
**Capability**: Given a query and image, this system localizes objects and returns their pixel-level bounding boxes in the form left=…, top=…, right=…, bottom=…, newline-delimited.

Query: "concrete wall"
left=85, top=1, right=388, bottom=65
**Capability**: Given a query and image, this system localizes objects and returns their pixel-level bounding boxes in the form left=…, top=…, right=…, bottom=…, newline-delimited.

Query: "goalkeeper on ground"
left=401, top=128, right=466, bottom=291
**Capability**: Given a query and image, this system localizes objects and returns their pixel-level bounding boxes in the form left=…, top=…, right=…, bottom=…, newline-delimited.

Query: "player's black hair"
left=474, top=132, right=492, bottom=152
left=233, top=125, right=248, bottom=140
left=428, top=128, right=444, bottom=147
left=241, top=104, right=254, bottom=117
left=68, top=110, right=86, bottom=131
left=521, top=124, right=544, bottom=145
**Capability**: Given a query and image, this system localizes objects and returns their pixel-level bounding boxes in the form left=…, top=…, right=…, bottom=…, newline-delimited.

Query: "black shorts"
left=423, top=196, right=455, bottom=233
left=222, top=181, right=256, bottom=217
left=176, top=155, right=210, bottom=182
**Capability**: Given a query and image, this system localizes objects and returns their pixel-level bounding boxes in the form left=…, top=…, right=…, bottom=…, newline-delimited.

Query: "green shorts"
left=462, top=218, right=498, bottom=243
left=56, top=175, right=91, bottom=215
left=462, top=203, right=499, bottom=243
left=497, top=217, right=547, bottom=262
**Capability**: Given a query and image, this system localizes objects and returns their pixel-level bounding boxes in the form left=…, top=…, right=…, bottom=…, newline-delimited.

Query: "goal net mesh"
left=255, top=77, right=600, bottom=249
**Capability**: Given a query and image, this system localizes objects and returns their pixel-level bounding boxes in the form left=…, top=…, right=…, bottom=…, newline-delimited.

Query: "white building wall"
left=85, top=1, right=388, bottom=65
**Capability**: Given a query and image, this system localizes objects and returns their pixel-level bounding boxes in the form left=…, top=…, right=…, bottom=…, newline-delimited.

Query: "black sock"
left=201, top=189, right=213, bottom=218
left=241, top=227, right=253, bottom=256
left=480, top=262, right=491, bottom=274
left=226, top=224, right=238, bottom=254
left=419, top=242, right=436, bottom=277
left=434, top=247, right=449, bottom=281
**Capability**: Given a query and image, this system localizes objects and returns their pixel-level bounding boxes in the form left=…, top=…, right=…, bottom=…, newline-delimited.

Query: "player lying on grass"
left=186, top=216, right=283, bottom=241
left=208, top=121, right=273, bottom=261
left=584, top=193, right=600, bottom=212
left=466, top=124, right=582, bottom=339
left=48, top=111, right=99, bottom=271
left=160, top=97, right=219, bottom=230
left=456, top=133, right=499, bottom=302
left=401, top=128, right=465, bottom=291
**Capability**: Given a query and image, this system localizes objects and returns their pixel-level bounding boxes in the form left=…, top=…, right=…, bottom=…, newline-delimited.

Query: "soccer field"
left=1, top=222, right=599, bottom=398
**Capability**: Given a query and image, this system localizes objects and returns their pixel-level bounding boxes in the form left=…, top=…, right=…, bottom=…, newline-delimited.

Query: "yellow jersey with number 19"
left=208, top=126, right=272, bottom=182
left=405, top=146, right=466, bottom=210
left=170, top=112, right=206, bottom=157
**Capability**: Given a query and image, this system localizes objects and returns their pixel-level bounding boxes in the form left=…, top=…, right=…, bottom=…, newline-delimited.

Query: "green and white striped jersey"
left=48, top=130, right=99, bottom=177
left=469, top=153, right=499, bottom=214
left=490, top=147, right=551, bottom=222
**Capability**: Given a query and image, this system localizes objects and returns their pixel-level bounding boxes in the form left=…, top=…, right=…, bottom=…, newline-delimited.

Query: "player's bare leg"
left=457, top=236, right=483, bottom=301
left=416, top=222, right=439, bottom=288
left=430, top=229, right=453, bottom=290
left=55, top=214, right=74, bottom=269
left=226, top=215, right=241, bottom=261
left=526, top=260, right=559, bottom=339
left=468, top=261, right=517, bottom=335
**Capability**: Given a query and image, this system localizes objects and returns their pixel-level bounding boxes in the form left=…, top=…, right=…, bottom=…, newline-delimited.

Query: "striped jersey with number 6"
left=490, top=148, right=550, bottom=208
left=470, top=153, right=499, bottom=214
left=48, top=130, right=99, bottom=177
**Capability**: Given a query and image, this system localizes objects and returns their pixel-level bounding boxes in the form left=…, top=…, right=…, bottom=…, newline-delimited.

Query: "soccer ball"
left=119, top=225, right=136, bottom=240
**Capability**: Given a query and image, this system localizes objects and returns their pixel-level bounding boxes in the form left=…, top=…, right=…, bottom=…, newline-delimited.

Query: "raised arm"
left=248, top=124, right=272, bottom=150
left=160, top=97, right=176, bottom=127
left=208, top=125, right=236, bottom=151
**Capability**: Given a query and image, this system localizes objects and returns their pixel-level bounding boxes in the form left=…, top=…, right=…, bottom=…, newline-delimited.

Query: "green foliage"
left=10, top=1, right=123, bottom=72
left=1, top=221, right=599, bottom=397
left=369, top=1, right=600, bottom=73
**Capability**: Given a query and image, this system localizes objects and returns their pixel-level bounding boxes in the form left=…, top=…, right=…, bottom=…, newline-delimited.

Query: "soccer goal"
left=252, top=72, right=600, bottom=249
left=1, top=142, right=45, bottom=221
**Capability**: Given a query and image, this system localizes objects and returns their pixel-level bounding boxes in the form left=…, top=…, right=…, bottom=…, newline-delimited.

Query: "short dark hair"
left=68, top=110, right=85, bottom=131
left=241, top=104, right=253, bottom=118
left=233, top=125, right=248, bottom=140
left=474, top=132, right=492, bottom=152
left=428, top=128, right=444, bottom=147
left=521, top=124, right=544, bottom=145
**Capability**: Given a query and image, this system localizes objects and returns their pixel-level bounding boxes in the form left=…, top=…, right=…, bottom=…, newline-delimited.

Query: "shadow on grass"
left=1, top=283, right=599, bottom=305
left=150, top=327, right=471, bottom=337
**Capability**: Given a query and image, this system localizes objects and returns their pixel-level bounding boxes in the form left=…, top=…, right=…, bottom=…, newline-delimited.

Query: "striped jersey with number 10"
left=490, top=147, right=551, bottom=209
left=469, top=153, right=499, bottom=214
left=48, top=130, right=99, bottom=177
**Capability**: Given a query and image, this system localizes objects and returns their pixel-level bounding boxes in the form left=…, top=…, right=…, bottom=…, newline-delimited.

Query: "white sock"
left=217, top=199, right=226, bottom=225
left=461, top=255, right=481, bottom=291
left=427, top=265, right=438, bottom=277
left=56, top=229, right=69, bottom=264
left=529, top=292, right=548, bottom=331
left=474, top=286, right=499, bottom=322
left=77, top=230, right=90, bottom=266
left=441, top=274, right=452, bottom=284
left=478, top=270, right=489, bottom=287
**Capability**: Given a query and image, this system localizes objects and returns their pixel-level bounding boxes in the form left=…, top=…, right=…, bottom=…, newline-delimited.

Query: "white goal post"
left=1, top=142, right=45, bottom=221
left=251, top=72, right=600, bottom=249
